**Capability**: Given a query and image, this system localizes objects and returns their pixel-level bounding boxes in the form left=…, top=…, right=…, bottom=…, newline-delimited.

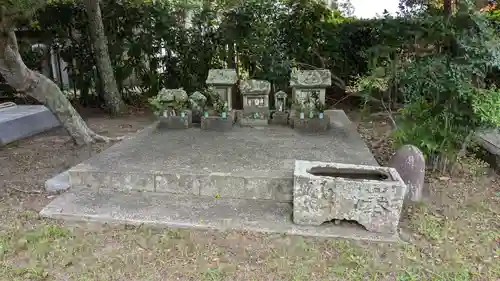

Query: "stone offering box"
left=206, top=69, right=238, bottom=111
left=157, top=109, right=192, bottom=130
left=293, top=160, right=406, bottom=234
left=239, top=79, right=271, bottom=127
left=291, top=114, right=330, bottom=133
left=201, top=115, right=233, bottom=131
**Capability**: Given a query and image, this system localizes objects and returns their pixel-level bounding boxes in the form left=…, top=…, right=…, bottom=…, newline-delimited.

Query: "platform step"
left=40, top=189, right=400, bottom=242
left=69, top=171, right=293, bottom=202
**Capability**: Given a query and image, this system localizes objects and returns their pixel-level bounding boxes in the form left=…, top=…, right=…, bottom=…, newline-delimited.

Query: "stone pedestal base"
left=158, top=116, right=190, bottom=130
left=206, top=110, right=237, bottom=124
left=238, top=110, right=270, bottom=127
left=292, top=116, right=330, bottom=133
left=270, top=111, right=289, bottom=126
left=293, top=160, right=406, bottom=234
left=239, top=118, right=269, bottom=127
left=201, top=116, right=233, bottom=131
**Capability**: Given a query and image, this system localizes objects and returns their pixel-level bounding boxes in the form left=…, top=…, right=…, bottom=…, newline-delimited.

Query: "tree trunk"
left=0, top=29, right=120, bottom=145
left=83, top=0, right=126, bottom=115
left=444, top=0, right=452, bottom=19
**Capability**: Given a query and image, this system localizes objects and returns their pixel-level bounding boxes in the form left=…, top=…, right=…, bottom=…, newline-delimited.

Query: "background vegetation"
left=4, top=0, right=500, bottom=171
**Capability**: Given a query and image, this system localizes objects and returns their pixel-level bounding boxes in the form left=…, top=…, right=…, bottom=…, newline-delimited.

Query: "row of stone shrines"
left=159, top=68, right=333, bottom=132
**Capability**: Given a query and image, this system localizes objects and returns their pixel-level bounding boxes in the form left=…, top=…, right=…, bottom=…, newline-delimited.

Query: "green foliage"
left=359, top=0, right=500, bottom=170
left=0, top=0, right=46, bottom=20
left=205, top=87, right=227, bottom=113
left=23, top=0, right=367, bottom=105
left=148, top=88, right=189, bottom=115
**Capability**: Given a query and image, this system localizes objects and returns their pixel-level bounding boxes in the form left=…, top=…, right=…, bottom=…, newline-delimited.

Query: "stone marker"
left=388, top=145, right=426, bottom=202
left=293, top=160, right=406, bottom=234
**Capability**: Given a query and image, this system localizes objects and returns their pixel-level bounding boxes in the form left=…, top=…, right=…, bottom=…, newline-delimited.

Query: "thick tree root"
left=90, top=133, right=125, bottom=143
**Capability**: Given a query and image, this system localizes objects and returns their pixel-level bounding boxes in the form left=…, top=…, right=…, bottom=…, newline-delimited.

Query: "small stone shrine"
left=150, top=88, right=192, bottom=130
left=205, top=69, right=238, bottom=111
left=289, top=69, right=331, bottom=133
left=200, top=87, right=233, bottom=131
left=238, top=79, right=271, bottom=126
left=271, top=90, right=289, bottom=125
left=290, top=69, right=331, bottom=106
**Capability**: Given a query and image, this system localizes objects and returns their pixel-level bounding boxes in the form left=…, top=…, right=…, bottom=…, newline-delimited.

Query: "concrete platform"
left=0, top=105, right=60, bottom=146
left=40, top=188, right=400, bottom=242
left=68, top=110, right=378, bottom=201
left=40, top=110, right=398, bottom=241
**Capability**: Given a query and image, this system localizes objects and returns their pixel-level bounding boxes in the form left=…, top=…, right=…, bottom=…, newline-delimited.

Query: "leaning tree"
left=0, top=0, right=121, bottom=145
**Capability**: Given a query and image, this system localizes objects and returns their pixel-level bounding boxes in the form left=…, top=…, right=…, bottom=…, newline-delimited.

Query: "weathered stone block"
left=238, top=110, right=270, bottom=127
left=270, top=111, right=289, bottom=126
left=293, top=160, right=406, bottom=234
left=239, top=118, right=269, bottom=127
left=475, top=129, right=500, bottom=173
left=206, top=69, right=238, bottom=85
left=158, top=115, right=190, bottom=130
left=201, top=116, right=233, bottom=131
left=0, top=105, right=60, bottom=146
left=292, top=116, right=330, bottom=133
left=388, top=145, right=426, bottom=202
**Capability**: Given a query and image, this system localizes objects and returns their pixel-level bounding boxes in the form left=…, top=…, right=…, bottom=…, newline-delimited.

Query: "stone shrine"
left=200, top=87, right=233, bottom=131
left=238, top=79, right=271, bottom=126
left=289, top=69, right=331, bottom=132
left=290, top=69, right=331, bottom=106
left=271, top=90, right=289, bottom=125
left=205, top=69, right=238, bottom=111
left=150, top=88, right=192, bottom=130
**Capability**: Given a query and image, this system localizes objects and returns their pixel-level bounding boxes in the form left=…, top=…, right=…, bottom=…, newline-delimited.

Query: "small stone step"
left=40, top=188, right=400, bottom=242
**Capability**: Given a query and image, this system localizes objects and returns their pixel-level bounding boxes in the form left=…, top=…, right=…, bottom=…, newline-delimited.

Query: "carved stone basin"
left=293, top=160, right=406, bottom=234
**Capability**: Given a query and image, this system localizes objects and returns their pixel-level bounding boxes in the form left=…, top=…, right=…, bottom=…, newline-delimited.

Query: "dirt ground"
left=0, top=109, right=498, bottom=281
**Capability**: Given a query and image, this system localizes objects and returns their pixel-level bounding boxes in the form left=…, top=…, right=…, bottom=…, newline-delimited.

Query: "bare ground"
left=0, top=110, right=498, bottom=281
